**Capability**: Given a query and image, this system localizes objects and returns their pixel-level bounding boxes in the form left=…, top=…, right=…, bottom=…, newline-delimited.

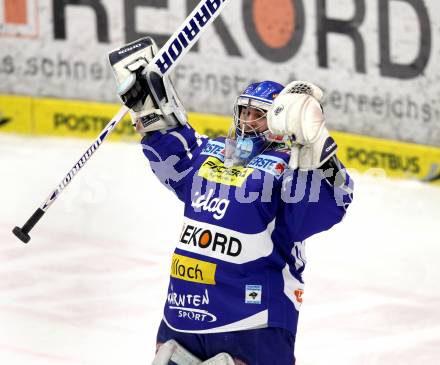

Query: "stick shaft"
left=40, top=106, right=128, bottom=212
left=150, top=0, right=232, bottom=77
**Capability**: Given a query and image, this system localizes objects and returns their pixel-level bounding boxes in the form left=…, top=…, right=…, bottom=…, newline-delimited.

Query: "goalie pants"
left=156, top=320, right=296, bottom=365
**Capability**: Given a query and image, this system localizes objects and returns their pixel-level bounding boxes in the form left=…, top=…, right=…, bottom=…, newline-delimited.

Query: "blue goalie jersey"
left=141, top=123, right=353, bottom=336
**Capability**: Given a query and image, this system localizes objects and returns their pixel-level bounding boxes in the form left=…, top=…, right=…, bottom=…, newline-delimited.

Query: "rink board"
left=1, top=94, right=439, bottom=184
left=1, top=0, right=440, bottom=146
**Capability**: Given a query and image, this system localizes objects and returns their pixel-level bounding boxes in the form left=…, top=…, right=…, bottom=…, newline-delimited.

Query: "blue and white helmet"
left=225, top=81, right=285, bottom=167
left=237, top=80, right=283, bottom=110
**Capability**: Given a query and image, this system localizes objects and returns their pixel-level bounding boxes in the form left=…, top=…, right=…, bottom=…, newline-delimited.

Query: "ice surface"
left=1, top=134, right=439, bottom=364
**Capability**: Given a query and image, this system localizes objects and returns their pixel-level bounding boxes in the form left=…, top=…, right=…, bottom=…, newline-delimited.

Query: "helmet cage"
left=232, top=96, right=271, bottom=139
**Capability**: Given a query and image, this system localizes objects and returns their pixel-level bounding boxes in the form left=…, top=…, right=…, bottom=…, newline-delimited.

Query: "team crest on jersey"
left=245, top=285, right=262, bottom=304
left=198, top=157, right=253, bottom=187
left=248, top=155, right=288, bottom=177
left=200, top=141, right=225, bottom=162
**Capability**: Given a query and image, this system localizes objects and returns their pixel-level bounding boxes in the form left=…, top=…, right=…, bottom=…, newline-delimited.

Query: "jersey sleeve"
left=140, top=124, right=206, bottom=201
left=275, top=161, right=354, bottom=242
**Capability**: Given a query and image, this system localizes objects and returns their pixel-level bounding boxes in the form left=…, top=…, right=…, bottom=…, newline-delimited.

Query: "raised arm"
left=108, top=37, right=206, bottom=200
left=268, top=81, right=354, bottom=241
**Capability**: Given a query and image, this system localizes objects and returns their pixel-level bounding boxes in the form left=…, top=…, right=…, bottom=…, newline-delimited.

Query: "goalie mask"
left=225, top=80, right=286, bottom=167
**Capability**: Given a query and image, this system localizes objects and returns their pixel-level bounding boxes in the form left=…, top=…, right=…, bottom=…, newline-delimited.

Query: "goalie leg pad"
left=201, top=353, right=236, bottom=365
left=152, top=341, right=236, bottom=365
left=152, top=340, right=202, bottom=365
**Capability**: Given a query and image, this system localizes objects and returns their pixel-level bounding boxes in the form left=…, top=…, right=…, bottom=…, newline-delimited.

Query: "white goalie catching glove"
left=108, top=37, right=187, bottom=135
left=267, top=81, right=337, bottom=171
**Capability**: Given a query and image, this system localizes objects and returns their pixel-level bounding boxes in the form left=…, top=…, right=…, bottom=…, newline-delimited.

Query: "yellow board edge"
left=1, top=94, right=439, bottom=184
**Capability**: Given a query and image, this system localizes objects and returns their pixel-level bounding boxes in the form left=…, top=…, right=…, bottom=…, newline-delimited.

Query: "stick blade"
left=12, top=226, right=31, bottom=244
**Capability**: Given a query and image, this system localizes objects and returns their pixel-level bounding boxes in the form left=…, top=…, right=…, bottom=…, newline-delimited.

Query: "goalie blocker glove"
left=108, top=37, right=187, bottom=134
left=267, top=81, right=337, bottom=171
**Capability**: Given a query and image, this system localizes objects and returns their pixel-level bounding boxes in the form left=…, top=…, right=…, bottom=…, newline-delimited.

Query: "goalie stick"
left=13, top=0, right=232, bottom=243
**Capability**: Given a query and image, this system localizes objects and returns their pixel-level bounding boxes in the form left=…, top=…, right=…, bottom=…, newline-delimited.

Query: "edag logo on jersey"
left=180, top=223, right=242, bottom=257
left=167, top=287, right=217, bottom=323
left=191, top=189, right=230, bottom=220
left=171, top=253, right=217, bottom=285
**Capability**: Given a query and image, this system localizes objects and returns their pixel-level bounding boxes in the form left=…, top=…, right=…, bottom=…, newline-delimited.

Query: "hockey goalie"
left=109, top=37, right=354, bottom=365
